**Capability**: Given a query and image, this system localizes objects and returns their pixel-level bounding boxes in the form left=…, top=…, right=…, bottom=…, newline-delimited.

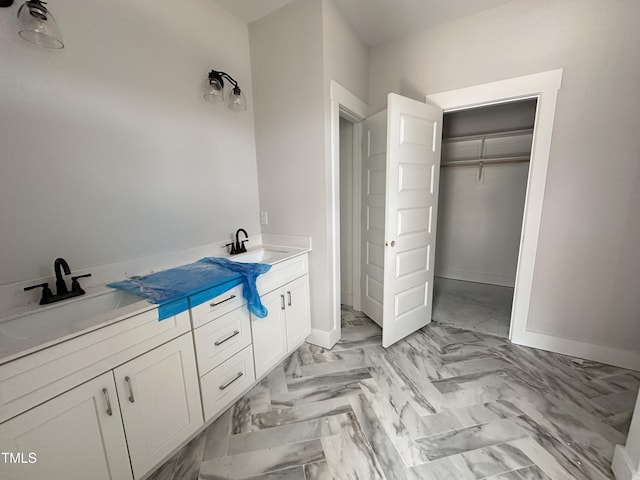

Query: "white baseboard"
left=435, top=268, right=515, bottom=287
left=612, top=445, right=640, bottom=480
left=306, top=327, right=340, bottom=349
left=341, top=293, right=353, bottom=306
left=511, top=328, right=640, bottom=371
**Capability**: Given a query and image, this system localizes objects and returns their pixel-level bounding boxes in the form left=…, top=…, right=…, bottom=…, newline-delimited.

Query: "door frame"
left=326, top=80, right=369, bottom=348
left=427, top=69, right=562, bottom=346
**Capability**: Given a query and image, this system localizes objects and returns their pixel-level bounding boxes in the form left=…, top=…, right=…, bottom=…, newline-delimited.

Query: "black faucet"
left=54, top=257, right=71, bottom=295
left=227, top=228, right=249, bottom=255
left=24, top=258, right=92, bottom=305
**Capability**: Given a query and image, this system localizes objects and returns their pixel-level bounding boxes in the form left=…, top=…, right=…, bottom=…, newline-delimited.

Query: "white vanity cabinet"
left=0, top=248, right=311, bottom=480
left=114, top=332, right=203, bottom=479
left=252, top=256, right=311, bottom=379
left=0, top=310, right=202, bottom=480
left=0, top=372, right=132, bottom=480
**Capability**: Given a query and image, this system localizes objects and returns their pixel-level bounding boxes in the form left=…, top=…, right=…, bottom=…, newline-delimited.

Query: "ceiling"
left=214, top=0, right=514, bottom=46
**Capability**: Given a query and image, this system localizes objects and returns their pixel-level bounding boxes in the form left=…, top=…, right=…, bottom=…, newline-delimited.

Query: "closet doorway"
left=339, top=115, right=357, bottom=311
left=432, top=99, right=537, bottom=338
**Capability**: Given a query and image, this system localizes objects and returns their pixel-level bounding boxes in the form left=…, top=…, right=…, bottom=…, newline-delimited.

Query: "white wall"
left=339, top=118, right=354, bottom=305
left=250, top=0, right=330, bottom=337
left=0, top=0, right=260, bottom=286
left=435, top=164, right=528, bottom=287
left=369, top=0, right=640, bottom=352
left=250, top=0, right=368, bottom=344
left=321, top=0, right=369, bottom=104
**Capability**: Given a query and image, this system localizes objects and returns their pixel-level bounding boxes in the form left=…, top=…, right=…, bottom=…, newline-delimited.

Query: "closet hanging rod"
left=441, top=157, right=530, bottom=168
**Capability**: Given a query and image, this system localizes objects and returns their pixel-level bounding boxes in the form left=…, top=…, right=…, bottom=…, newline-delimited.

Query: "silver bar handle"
left=287, top=291, right=292, bottom=306
left=125, top=376, right=135, bottom=403
left=214, top=330, right=240, bottom=346
left=281, top=294, right=285, bottom=310
left=102, top=388, right=113, bottom=416
left=211, top=294, right=236, bottom=307
left=219, top=372, right=243, bottom=390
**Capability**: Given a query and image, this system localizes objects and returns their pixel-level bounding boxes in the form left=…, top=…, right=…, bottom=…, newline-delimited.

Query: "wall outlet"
left=260, top=211, right=269, bottom=225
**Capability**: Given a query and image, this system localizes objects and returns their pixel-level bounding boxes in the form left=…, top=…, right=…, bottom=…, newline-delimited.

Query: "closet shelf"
left=442, top=129, right=533, bottom=165
left=441, top=157, right=530, bottom=168
left=444, top=128, right=534, bottom=142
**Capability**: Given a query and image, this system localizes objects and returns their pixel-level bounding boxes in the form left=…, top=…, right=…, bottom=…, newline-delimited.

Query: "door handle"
left=102, top=388, right=113, bottom=416
left=125, top=376, right=135, bottom=403
left=287, top=291, right=292, bottom=306
left=385, top=240, right=396, bottom=247
left=281, top=294, right=285, bottom=310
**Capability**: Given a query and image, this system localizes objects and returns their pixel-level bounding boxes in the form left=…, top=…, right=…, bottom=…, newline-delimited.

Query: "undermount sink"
left=0, top=290, right=143, bottom=342
left=231, top=247, right=293, bottom=264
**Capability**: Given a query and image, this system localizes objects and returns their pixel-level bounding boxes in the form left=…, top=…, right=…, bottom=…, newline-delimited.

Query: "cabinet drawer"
left=190, top=285, right=246, bottom=329
left=194, top=307, right=251, bottom=376
left=256, top=254, right=309, bottom=296
left=200, top=345, right=255, bottom=422
left=0, top=310, right=190, bottom=424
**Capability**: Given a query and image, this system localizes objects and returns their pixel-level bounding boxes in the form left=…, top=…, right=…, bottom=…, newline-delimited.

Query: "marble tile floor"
left=148, top=306, right=639, bottom=480
left=433, top=277, right=514, bottom=338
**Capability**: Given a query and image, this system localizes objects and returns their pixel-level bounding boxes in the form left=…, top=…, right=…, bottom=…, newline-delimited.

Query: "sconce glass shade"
left=17, top=0, right=64, bottom=49
left=203, top=77, right=224, bottom=102
left=228, top=86, right=247, bottom=112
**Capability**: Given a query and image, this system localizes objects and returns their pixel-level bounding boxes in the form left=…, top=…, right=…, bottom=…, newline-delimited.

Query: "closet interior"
left=432, top=99, right=538, bottom=338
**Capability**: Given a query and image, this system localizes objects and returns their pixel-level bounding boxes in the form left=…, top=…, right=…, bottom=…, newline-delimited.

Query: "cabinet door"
left=114, top=333, right=203, bottom=479
left=252, top=288, right=287, bottom=379
left=0, top=372, right=132, bottom=480
left=284, top=275, right=311, bottom=351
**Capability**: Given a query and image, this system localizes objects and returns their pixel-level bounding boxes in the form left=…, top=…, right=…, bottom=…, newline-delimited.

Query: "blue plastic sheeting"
left=107, top=258, right=271, bottom=321
left=206, top=257, right=271, bottom=318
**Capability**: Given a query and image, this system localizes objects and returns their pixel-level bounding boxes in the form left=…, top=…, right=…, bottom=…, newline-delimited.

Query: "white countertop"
left=0, top=243, right=310, bottom=365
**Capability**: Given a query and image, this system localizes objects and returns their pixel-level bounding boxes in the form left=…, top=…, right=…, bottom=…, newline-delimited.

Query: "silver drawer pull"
left=125, top=376, right=135, bottom=403
left=281, top=294, right=285, bottom=310
left=211, top=294, right=236, bottom=307
left=102, top=388, right=113, bottom=416
left=219, top=372, right=243, bottom=390
left=287, top=291, right=292, bottom=306
left=214, top=330, right=240, bottom=346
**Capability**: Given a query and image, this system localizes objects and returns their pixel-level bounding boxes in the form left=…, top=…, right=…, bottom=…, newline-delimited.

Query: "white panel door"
left=114, top=333, right=203, bottom=479
left=361, top=110, right=388, bottom=326
left=382, top=93, right=443, bottom=348
left=0, top=372, right=132, bottom=480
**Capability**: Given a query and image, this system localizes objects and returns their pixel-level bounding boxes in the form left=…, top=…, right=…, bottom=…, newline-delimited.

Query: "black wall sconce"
left=1, top=0, right=64, bottom=49
left=204, top=70, right=247, bottom=112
